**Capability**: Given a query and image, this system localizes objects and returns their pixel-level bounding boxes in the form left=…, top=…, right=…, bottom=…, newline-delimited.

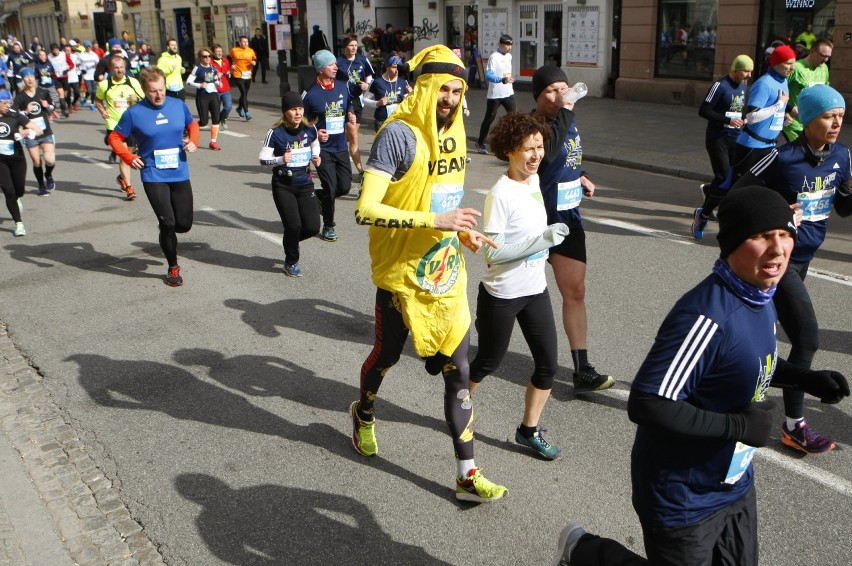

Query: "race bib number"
left=167, top=83, right=182, bottom=92
left=723, top=442, right=756, bottom=485
left=798, top=188, right=835, bottom=222
left=40, top=76, right=52, bottom=86
left=204, top=83, right=218, bottom=94
left=0, top=140, right=15, bottom=155
left=289, top=146, right=311, bottom=168
left=724, top=111, right=741, bottom=128
left=325, top=115, right=344, bottom=135
left=241, top=71, right=252, bottom=79
left=153, top=147, right=180, bottom=169
left=385, top=103, right=399, bottom=116
left=430, top=183, right=464, bottom=214
left=30, top=116, right=47, bottom=131
left=113, top=98, right=129, bottom=110
left=770, top=110, right=785, bottom=132
left=556, top=179, right=583, bottom=211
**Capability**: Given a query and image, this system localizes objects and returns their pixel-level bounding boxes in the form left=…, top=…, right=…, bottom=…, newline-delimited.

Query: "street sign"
left=103, top=0, right=117, bottom=14
left=264, top=0, right=279, bottom=23
left=280, top=1, right=297, bottom=17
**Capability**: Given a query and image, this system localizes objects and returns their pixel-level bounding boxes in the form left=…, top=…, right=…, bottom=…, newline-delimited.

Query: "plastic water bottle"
left=563, top=82, right=588, bottom=105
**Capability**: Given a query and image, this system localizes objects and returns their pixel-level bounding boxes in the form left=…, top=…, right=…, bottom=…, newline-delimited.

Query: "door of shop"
left=518, top=3, right=563, bottom=78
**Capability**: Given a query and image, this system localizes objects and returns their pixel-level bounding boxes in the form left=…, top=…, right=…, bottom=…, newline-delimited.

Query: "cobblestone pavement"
left=0, top=322, right=165, bottom=566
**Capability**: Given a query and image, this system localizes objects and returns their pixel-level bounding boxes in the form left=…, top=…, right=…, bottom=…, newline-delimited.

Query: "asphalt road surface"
left=1, top=105, right=850, bottom=565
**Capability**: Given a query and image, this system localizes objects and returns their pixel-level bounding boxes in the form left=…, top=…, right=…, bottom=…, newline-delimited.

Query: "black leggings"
left=470, top=284, right=558, bottom=390
left=271, top=179, right=320, bottom=265
left=315, top=150, right=352, bottom=227
left=142, top=180, right=193, bottom=267
left=774, top=260, right=818, bottom=418
left=232, top=77, right=251, bottom=113
left=66, top=81, right=81, bottom=107
left=477, top=96, right=516, bottom=146
left=0, top=158, right=27, bottom=223
left=195, top=91, right=221, bottom=127
left=702, top=144, right=775, bottom=215
left=359, top=288, right=475, bottom=460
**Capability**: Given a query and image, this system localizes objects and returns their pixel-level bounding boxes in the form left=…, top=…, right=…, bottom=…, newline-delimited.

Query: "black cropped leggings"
left=359, top=288, right=475, bottom=460
left=142, top=180, right=193, bottom=268
left=470, top=283, right=558, bottom=390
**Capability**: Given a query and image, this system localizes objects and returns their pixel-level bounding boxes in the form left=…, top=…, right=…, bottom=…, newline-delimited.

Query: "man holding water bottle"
left=531, top=64, right=614, bottom=394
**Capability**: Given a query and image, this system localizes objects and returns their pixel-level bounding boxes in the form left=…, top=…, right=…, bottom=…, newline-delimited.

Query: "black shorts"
left=350, top=95, right=364, bottom=123
left=105, top=130, right=136, bottom=148
left=549, top=221, right=586, bottom=263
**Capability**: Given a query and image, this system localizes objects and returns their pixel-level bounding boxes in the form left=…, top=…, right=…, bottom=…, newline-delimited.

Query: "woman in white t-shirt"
left=469, top=111, right=569, bottom=460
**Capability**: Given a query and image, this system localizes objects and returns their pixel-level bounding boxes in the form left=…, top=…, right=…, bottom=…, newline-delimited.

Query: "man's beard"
left=436, top=101, right=458, bottom=130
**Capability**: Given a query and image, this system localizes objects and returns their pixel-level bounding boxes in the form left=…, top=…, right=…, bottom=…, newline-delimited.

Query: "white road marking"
left=586, top=216, right=694, bottom=244
left=220, top=131, right=250, bottom=138
left=590, top=387, right=852, bottom=497
left=808, top=268, right=852, bottom=287
left=70, top=151, right=113, bottom=170
left=199, top=207, right=280, bottom=245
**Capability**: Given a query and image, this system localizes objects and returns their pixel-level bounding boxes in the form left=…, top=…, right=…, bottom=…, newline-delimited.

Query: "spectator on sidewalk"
left=553, top=186, right=849, bottom=566
left=475, top=34, right=515, bottom=154
left=783, top=38, right=832, bottom=142
left=795, top=24, right=817, bottom=50
left=692, top=55, right=752, bottom=229
left=250, top=28, right=269, bottom=83
left=378, top=24, right=402, bottom=61
left=309, top=25, right=329, bottom=57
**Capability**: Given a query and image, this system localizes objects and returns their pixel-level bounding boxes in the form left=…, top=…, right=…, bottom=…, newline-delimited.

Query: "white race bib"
left=113, top=98, right=129, bottom=110
left=153, top=147, right=180, bottom=169
left=724, top=111, right=741, bottom=128
left=430, top=183, right=464, bottom=213
left=798, top=188, right=835, bottom=222
left=167, top=83, right=182, bottom=92
left=385, top=103, right=399, bottom=116
left=289, top=146, right=311, bottom=168
left=0, top=139, right=15, bottom=155
left=723, top=442, right=756, bottom=485
left=556, top=179, right=583, bottom=211
left=241, top=71, right=252, bottom=79
left=326, top=115, right=344, bottom=135
left=30, top=116, right=47, bottom=131
left=770, top=110, right=785, bottom=132
left=40, top=76, right=52, bottom=86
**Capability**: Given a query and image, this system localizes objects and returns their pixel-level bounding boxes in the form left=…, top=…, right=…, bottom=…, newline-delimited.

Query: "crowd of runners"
left=0, top=31, right=850, bottom=565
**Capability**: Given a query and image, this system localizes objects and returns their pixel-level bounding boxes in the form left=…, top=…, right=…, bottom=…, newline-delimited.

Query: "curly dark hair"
left=487, top=112, right=551, bottom=162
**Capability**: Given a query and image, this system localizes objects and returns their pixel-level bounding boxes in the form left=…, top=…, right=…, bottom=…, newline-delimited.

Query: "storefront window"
left=757, top=0, right=834, bottom=73
left=656, top=0, right=717, bottom=79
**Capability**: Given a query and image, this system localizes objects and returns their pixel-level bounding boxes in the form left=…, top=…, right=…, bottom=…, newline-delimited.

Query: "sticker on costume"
left=416, top=236, right=462, bottom=295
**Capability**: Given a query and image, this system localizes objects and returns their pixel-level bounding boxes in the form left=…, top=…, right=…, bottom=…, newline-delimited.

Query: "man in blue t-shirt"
left=302, top=49, right=354, bottom=243
left=552, top=186, right=849, bottom=565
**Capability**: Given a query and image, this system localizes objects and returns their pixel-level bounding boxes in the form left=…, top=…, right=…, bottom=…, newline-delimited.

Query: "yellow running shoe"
left=455, top=468, right=507, bottom=502
left=350, top=401, right=377, bottom=456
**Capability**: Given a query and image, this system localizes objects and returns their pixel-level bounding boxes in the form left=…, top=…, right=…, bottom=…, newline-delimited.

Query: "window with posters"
left=757, top=0, right=834, bottom=72
left=656, top=0, right=717, bottom=79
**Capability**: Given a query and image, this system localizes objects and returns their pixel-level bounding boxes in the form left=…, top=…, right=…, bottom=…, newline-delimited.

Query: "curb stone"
left=0, top=322, right=166, bottom=566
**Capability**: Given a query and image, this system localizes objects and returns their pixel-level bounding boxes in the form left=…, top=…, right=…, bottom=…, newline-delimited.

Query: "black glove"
left=728, top=401, right=774, bottom=447
left=803, top=370, right=850, bottom=404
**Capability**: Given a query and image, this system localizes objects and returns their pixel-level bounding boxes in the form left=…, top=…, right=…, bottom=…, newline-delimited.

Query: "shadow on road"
left=174, top=473, right=451, bottom=564
left=68, top=353, right=452, bottom=501
left=4, top=241, right=163, bottom=278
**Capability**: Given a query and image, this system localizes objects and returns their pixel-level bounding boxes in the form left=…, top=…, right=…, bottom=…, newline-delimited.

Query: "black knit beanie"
left=532, top=65, right=568, bottom=100
left=281, top=91, right=303, bottom=113
left=716, top=186, right=797, bottom=257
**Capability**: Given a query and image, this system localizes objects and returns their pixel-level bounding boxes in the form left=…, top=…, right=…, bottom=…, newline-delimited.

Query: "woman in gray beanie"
left=731, top=83, right=852, bottom=454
